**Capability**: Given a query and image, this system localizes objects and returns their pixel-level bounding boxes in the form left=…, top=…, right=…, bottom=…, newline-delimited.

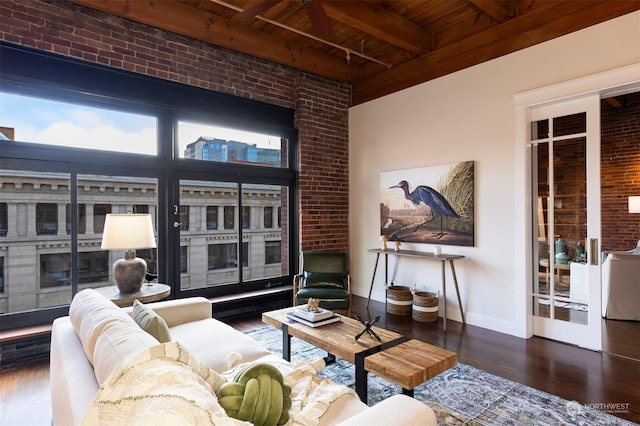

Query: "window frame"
left=0, top=42, right=298, bottom=329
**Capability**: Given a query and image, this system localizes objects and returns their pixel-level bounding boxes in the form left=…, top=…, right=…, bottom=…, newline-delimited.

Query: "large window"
left=0, top=43, right=296, bottom=325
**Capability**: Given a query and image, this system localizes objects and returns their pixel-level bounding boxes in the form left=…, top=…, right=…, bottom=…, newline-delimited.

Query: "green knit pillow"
left=132, top=300, right=171, bottom=343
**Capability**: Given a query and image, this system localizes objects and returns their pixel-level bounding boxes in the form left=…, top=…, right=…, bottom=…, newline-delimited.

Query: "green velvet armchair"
left=293, top=251, right=351, bottom=312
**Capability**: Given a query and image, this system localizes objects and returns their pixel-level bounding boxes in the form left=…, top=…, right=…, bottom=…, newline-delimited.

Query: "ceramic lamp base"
left=113, top=250, right=147, bottom=293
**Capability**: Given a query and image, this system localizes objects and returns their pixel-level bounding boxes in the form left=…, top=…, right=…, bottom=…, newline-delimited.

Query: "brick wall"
left=295, top=74, right=350, bottom=252
left=601, top=93, right=640, bottom=251
left=0, top=0, right=351, bottom=255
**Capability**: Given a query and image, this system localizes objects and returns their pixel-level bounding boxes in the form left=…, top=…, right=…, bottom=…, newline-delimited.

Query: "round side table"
left=95, top=283, right=171, bottom=307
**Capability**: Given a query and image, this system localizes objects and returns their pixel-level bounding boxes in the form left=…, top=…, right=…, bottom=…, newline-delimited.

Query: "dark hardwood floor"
left=1, top=295, right=638, bottom=425
left=341, top=297, right=640, bottom=424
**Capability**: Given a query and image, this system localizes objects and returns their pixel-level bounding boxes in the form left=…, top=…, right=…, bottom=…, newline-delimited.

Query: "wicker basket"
left=386, top=285, right=413, bottom=316
left=412, top=291, right=438, bottom=322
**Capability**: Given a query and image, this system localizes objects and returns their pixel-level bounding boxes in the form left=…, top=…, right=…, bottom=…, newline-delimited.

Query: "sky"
left=0, top=92, right=280, bottom=156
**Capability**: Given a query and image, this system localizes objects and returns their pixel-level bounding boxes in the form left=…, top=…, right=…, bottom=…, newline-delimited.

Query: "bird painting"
left=381, top=161, right=474, bottom=246
left=389, top=180, right=461, bottom=238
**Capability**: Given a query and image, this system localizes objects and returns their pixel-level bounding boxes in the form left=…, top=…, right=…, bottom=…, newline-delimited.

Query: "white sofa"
left=602, top=251, right=640, bottom=320
left=50, top=289, right=436, bottom=425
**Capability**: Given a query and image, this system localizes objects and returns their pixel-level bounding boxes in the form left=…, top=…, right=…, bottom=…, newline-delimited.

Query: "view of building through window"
left=0, top=91, right=289, bottom=315
left=178, top=121, right=285, bottom=168
left=177, top=180, right=287, bottom=292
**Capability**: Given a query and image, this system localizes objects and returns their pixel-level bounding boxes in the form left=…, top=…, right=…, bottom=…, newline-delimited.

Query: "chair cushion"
left=303, top=271, right=346, bottom=288
left=296, top=288, right=350, bottom=309
left=132, top=300, right=172, bottom=343
left=297, top=287, right=349, bottom=299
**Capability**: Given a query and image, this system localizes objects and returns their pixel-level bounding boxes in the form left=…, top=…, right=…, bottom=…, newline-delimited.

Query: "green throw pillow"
left=132, top=300, right=171, bottom=343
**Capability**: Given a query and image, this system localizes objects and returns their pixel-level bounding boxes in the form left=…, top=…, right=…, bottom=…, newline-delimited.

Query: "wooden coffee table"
left=262, top=307, right=457, bottom=403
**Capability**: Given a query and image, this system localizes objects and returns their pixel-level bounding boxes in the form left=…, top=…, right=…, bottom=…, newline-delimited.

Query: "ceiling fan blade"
left=239, top=0, right=282, bottom=19
left=305, top=0, right=331, bottom=36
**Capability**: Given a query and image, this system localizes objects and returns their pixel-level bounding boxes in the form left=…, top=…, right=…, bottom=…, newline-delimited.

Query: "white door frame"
left=513, top=64, right=640, bottom=344
left=530, top=95, right=601, bottom=350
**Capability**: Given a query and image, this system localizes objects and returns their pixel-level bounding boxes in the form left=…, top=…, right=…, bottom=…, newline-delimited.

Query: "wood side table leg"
left=441, top=261, right=447, bottom=331
left=402, top=388, right=414, bottom=398
left=449, top=260, right=465, bottom=324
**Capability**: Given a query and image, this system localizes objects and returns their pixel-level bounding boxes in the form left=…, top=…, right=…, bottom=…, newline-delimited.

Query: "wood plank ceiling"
left=69, top=0, right=639, bottom=106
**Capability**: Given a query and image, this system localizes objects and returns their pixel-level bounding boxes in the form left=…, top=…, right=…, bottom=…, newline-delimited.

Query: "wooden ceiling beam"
left=69, top=0, right=358, bottom=82
left=323, top=1, right=432, bottom=55
left=469, top=0, right=517, bottom=23
left=352, top=1, right=639, bottom=105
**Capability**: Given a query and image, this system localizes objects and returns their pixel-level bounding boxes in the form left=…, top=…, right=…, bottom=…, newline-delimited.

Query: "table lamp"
left=101, top=213, right=157, bottom=293
left=629, top=196, right=640, bottom=213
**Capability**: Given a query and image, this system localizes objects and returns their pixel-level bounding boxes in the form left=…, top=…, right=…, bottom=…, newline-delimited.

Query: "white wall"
left=349, top=11, right=640, bottom=337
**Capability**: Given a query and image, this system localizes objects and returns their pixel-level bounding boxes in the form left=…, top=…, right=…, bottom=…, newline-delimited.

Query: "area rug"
left=244, top=326, right=634, bottom=426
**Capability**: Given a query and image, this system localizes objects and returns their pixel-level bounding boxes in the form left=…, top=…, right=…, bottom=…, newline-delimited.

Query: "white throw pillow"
left=92, top=317, right=158, bottom=385
left=69, top=288, right=135, bottom=365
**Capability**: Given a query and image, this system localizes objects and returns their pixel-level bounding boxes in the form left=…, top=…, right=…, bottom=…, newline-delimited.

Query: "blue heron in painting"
left=390, top=180, right=461, bottom=237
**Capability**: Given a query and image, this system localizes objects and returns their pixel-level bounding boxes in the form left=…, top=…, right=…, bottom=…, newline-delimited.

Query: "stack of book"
left=286, top=306, right=341, bottom=327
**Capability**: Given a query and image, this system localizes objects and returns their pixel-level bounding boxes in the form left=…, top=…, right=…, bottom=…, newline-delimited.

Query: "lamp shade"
left=101, top=214, right=157, bottom=250
left=629, top=196, right=640, bottom=214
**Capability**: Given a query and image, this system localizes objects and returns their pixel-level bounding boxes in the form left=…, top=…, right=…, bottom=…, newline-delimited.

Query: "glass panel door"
left=530, top=95, right=602, bottom=350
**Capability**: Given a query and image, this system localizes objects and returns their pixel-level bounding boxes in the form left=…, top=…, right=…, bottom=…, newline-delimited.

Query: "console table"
left=367, top=248, right=465, bottom=331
